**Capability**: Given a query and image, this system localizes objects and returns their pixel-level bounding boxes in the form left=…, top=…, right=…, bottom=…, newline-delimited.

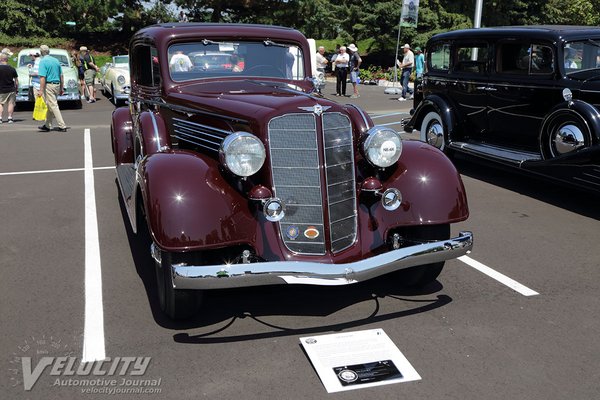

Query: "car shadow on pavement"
left=116, top=180, right=453, bottom=335
left=453, top=155, right=600, bottom=221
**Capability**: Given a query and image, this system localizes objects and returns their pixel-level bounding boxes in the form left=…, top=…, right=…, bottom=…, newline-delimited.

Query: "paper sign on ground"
left=300, top=328, right=421, bottom=393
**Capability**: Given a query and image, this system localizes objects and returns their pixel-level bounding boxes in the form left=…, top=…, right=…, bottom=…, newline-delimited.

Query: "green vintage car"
left=15, top=48, right=81, bottom=106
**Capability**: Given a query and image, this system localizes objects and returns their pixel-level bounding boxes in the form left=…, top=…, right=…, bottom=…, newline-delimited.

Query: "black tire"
left=394, top=224, right=451, bottom=287
left=540, top=110, right=591, bottom=159
left=154, top=249, right=203, bottom=320
left=420, top=111, right=447, bottom=152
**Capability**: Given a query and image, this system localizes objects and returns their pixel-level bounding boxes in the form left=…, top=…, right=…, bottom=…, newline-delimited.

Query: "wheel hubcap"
left=552, top=124, right=585, bottom=155
left=427, top=122, right=444, bottom=149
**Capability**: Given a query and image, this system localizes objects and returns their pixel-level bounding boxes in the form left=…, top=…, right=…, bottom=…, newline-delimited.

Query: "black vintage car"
left=404, top=25, right=600, bottom=192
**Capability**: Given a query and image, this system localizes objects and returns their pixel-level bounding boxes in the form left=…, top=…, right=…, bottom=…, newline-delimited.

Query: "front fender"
left=139, top=150, right=257, bottom=251
left=376, top=140, right=469, bottom=226
left=138, top=111, right=171, bottom=156
left=541, top=100, right=600, bottom=143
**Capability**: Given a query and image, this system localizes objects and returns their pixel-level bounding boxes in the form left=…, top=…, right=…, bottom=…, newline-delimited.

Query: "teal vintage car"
left=15, top=48, right=81, bottom=106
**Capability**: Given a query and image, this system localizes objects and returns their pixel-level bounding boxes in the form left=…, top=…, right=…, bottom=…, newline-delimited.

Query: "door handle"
left=486, top=87, right=498, bottom=92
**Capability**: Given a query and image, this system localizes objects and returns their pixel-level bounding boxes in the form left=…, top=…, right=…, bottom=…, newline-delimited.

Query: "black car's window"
left=563, top=40, right=600, bottom=73
left=497, top=43, right=553, bottom=75
left=454, top=43, right=488, bottom=74
left=428, top=43, right=450, bottom=71
left=167, top=41, right=305, bottom=82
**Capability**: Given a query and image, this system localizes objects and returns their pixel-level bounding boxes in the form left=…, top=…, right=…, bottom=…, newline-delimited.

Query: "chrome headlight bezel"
left=219, top=132, right=266, bottom=177
left=362, top=126, right=403, bottom=168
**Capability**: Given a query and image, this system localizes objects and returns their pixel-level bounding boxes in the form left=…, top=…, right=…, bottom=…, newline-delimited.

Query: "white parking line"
left=459, top=255, right=539, bottom=296
left=0, top=166, right=113, bottom=176
left=82, top=128, right=106, bottom=362
left=371, top=112, right=407, bottom=119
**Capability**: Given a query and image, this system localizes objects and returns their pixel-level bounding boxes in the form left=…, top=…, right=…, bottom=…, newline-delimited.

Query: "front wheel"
left=154, top=249, right=203, bottom=320
left=420, top=111, right=447, bottom=152
left=393, top=224, right=451, bottom=287
left=540, top=110, right=591, bottom=159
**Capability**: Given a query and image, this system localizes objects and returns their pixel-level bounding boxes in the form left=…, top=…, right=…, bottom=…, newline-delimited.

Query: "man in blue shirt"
left=414, top=47, right=425, bottom=84
left=37, top=45, right=67, bottom=132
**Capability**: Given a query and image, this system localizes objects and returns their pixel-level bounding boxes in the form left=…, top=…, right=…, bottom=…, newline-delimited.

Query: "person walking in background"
left=38, top=45, right=67, bottom=132
left=169, top=50, right=193, bottom=72
left=1, top=48, right=13, bottom=58
left=79, top=46, right=99, bottom=103
left=347, top=43, right=362, bottom=98
left=72, top=50, right=86, bottom=100
left=178, top=11, right=189, bottom=23
left=28, top=51, right=42, bottom=99
left=396, top=43, right=414, bottom=101
left=334, top=45, right=349, bottom=97
left=0, top=52, right=18, bottom=124
left=414, top=46, right=424, bottom=85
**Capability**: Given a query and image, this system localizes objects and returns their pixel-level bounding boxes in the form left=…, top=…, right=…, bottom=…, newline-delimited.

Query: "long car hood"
left=166, top=79, right=341, bottom=122
left=16, top=66, right=77, bottom=86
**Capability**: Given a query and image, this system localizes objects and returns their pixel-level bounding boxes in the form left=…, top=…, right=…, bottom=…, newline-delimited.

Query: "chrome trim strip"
left=149, top=112, right=163, bottom=152
left=172, top=232, right=473, bottom=289
left=172, top=117, right=233, bottom=137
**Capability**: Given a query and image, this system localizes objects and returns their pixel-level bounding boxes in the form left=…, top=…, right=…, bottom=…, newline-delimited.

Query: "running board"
left=448, top=142, right=541, bottom=166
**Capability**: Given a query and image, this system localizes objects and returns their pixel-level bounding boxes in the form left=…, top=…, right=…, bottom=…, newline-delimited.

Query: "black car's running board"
left=448, top=141, right=541, bottom=166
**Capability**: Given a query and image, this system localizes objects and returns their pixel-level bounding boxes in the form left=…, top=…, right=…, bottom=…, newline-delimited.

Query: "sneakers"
left=350, top=94, right=360, bottom=98
left=55, top=127, right=68, bottom=132
left=38, top=125, right=51, bottom=132
left=398, top=97, right=407, bottom=102
left=7, top=117, right=13, bottom=124
left=87, top=98, right=96, bottom=103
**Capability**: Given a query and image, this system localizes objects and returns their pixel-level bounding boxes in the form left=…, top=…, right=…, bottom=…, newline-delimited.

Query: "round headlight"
left=117, top=75, right=126, bottom=85
left=219, top=132, right=266, bottom=177
left=67, top=79, right=77, bottom=89
left=362, top=126, right=402, bottom=168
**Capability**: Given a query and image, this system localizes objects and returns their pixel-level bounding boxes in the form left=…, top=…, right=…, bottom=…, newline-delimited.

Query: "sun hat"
left=348, top=43, right=358, bottom=52
left=79, top=46, right=88, bottom=52
left=1, top=48, right=13, bottom=56
left=40, top=45, right=50, bottom=53
left=402, top=43, right=411, bottom=49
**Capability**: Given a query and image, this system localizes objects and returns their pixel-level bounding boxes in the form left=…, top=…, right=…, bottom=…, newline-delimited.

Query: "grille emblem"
left=298, top=104, right=331, bottom=116
left=304, top=226, right=320, bottom=239
left=286, top=225, right=300, bottom=240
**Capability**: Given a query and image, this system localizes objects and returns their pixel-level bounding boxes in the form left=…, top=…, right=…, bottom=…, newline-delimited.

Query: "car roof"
left=430, top=25, right=600, bottom=43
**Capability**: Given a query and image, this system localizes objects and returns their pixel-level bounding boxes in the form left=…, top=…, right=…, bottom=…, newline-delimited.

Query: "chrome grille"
left=268, top=112, right=357, bottom=254
left=323, top=113, right=357, bottom=252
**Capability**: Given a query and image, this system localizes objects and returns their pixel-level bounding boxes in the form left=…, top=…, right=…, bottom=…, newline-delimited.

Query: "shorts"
left=350, top=70, right=360, bottom=84
left=84, top=69, right=96, bottom=86
left=0, top=91, right=16, bottom=105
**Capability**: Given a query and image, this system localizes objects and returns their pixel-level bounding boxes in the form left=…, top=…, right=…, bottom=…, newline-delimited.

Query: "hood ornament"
left=298, top=104, right=330, bottom=116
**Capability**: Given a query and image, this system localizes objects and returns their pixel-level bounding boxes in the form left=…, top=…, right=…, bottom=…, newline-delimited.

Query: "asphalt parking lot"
left=1, top=83, right=599, bottom=400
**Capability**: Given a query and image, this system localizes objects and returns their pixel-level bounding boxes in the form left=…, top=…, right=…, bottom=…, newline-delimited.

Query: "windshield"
left=19, top=53, right=70, bottom=68
left=563, top=40, right=600, bottom=73
left=167, top=40, right=305, bottom=82
left=113, top=55, right=129, bottom=66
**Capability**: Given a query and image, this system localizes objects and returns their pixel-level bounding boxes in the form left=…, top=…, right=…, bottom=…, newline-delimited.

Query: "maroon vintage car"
left=111, top=23, right=473, bottom=319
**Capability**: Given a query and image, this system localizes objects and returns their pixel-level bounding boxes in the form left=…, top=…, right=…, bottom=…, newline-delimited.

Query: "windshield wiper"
left=263, top=40, right=288, bottom=48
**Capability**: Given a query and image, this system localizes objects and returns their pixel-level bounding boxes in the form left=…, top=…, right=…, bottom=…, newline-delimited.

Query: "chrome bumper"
left=172, top=231, right=473, bottom=290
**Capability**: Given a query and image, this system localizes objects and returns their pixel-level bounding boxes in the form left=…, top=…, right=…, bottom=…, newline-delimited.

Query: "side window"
left=428, top=43, right=450, bottom=72
left=454, top=44, right=488, bottom=74
left=497, top=42, right=553, bottom=75
left=132, top=45, right=160, bottom=87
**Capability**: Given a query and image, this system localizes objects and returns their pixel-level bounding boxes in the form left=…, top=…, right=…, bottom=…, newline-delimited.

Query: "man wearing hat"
left=1, top=48, right=13, bottom=57
left=79, top=46, right=100, bottom=103
left=396, top=43, right=414, bottom=101
left=414, top=46, right=425, bottom=85
left=28, top=51, right=42, bottom=99
left=347, top=43, right=362, bottom=98
left=38, top=44, right=67, bottom=132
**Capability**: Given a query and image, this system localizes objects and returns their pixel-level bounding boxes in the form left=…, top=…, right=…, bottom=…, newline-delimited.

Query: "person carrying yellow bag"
left=32, top=96, right=47, bottom=121
left=37, top=45, right=68, bottom=132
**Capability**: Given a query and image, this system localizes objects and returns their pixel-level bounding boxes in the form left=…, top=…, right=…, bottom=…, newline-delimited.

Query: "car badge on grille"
left=286, top=225, right=300, bottom=240
left=298, top=104, right=330, bottom=116
left=304, top=226, right=320, bottom=239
